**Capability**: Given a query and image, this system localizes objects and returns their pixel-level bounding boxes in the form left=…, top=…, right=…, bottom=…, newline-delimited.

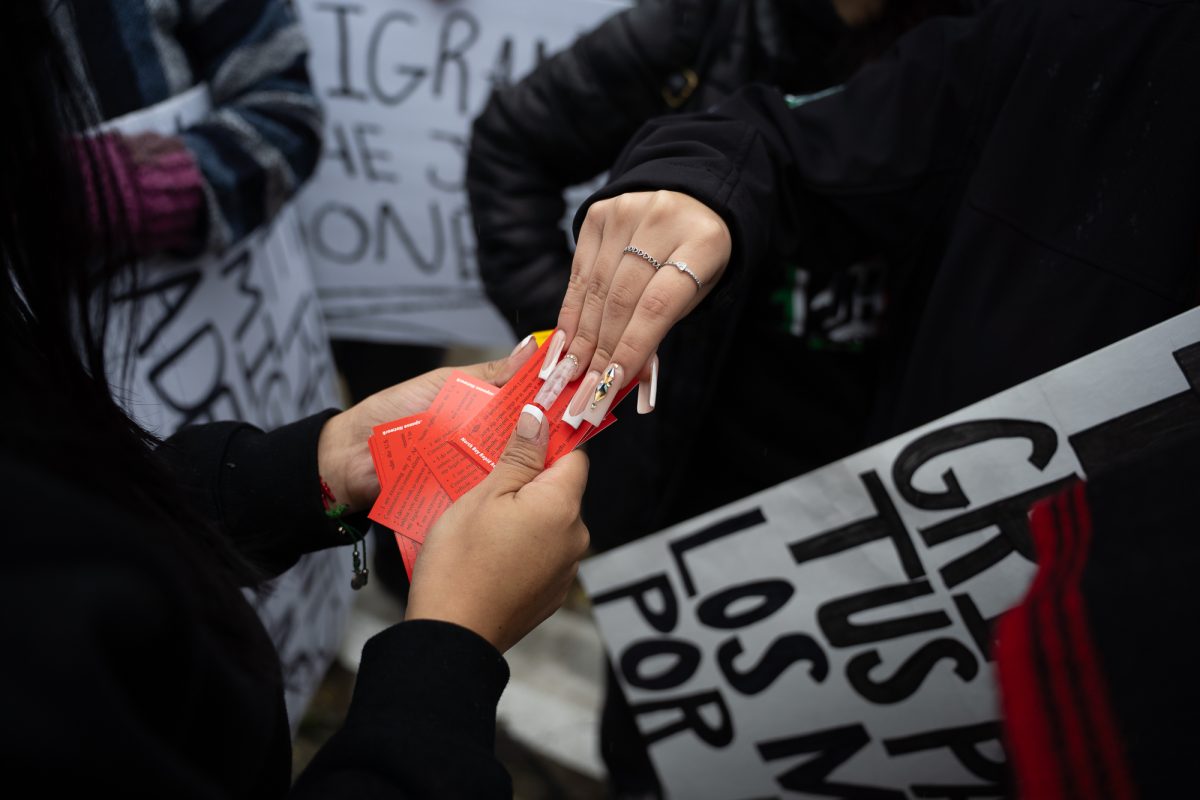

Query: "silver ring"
left=663, top=260, right=703, bottom=290
left=623, top=245, right=662, bottom=270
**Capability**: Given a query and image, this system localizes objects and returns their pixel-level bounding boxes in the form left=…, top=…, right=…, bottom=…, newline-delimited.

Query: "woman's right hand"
left=405, top=406, right=590, bottom=653
left=557, top=191, right=732, bottom=414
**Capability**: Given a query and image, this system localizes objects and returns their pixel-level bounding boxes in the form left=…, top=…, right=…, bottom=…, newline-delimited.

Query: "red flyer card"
left=433, top=336, right=559, bottom=468
left=368, top=415, right=438, bottom=536
left=416, top=372, right=498, bottom=499
left=396, top=532, right=420, bottom=580
left=368, top=334, right=639, bottom=572
left=580, top=412, right=619, bottom=445
left=371, top=414, right=427, bottom=485
left=452, top=378, right=638, bottom=474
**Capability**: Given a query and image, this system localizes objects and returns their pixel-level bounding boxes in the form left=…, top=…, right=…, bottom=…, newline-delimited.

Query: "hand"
left=316, top=337, right=539, bottom=512
left=557, top=191, right=731, bottom=410
left=405, top=406, right=591, bottom=653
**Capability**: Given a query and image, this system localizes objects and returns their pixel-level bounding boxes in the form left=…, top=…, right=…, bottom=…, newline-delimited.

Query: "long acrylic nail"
left=537, top=330, right=566, bottom=380
left=533, top=354, right=579, bottom=409
left=561, top=370, right=600, bottom=429
left=583, top=363, right=623, bottom=426
left=509, top=334, right=535, bottom=358
left=516, top=404, right=544, bottom=440
left=637, top=355, right=659, bottom=414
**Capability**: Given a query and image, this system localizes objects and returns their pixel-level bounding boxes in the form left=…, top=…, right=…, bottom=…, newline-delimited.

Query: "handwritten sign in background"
left=104, top=88, right=352, bottom=731
left=582, top=308, right=1200, bottom=798
left=295, top=0, right=628, bottom=347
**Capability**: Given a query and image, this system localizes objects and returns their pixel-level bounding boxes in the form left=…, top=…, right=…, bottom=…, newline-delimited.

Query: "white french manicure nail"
left=509, top=333, right=534, bottom=358
left=637, top=355, right=659, bottom=414
left=537, top=330, right=566, bottom=380
left=583, top=364, right=623, bottom=426
left=533, top=354, right=578, bottom=409
left=562, top=370, right=600, bottom=429
left=516, top=404, right=544, bottom=440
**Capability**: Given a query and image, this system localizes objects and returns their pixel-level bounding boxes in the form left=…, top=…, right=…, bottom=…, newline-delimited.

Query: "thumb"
left=486, top=404, right=549, bottom=496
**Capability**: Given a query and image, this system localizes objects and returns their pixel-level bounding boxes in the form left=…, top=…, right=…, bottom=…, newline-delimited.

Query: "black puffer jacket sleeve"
left=157, top=410, right=363, bottom=580
left=466, top=0, right=716, bottom=334
left=574, top=2, right=1019, bottom=289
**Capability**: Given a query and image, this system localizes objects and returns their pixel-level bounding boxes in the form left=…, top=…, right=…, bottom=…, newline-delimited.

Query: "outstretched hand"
left=556, top=190, right=731, bottom=405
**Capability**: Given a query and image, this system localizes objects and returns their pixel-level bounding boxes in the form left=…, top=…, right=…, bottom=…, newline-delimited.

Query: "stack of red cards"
left=366, top=332, right=636, bottom=579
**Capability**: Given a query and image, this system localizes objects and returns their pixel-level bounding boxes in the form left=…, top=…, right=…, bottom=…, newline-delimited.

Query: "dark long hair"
left=0, top=2, right=257, bottom=582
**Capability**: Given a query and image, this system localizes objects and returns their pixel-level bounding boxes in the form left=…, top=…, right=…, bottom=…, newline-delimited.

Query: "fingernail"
left=509, top=334, right=534, bottom=358
left=583, top=363, right=623, bottom=426
left=537, top=330, right=566, bottom=380
left=517, top=404, right=544, bottom=440
left=562, top=370, right=600, bottom=429
left=533, top=354, right=579, bottom=409
left=638, top=355, right=659, bottom=414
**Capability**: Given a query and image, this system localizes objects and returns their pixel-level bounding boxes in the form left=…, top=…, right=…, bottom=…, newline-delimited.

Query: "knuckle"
left=697, top=216, right=730, bottom=245
left=582, top=286, right=608, bottom=318
left=590, top=344, right=614, bottom=372
left=498, top=443, right=542, bottom=474
left=562, top=270, right=587, bottom=303
left=479, top=359, right=500, bottom=383
left=612, top=337, right=645, bottom=371
left=571, top=324, right=598, bottom=351
left=605, top=282, right=639, bottom=318
left=583, top=202, right=608, bottom=229
left=585, top=273, right=608, bottom=298
left=639, top=287, right=675, bottom=324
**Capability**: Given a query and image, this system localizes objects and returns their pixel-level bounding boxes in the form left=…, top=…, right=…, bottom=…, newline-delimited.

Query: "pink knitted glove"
left=77, top=132, right=205, bottom=257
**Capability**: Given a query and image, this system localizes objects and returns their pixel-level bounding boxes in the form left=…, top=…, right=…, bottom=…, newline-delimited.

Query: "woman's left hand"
left=316, top=337, right=540, bottom=512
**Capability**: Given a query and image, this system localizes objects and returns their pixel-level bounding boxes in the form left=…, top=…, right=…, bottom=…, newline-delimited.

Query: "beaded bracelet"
left=320, top=477, right=369, bottom=590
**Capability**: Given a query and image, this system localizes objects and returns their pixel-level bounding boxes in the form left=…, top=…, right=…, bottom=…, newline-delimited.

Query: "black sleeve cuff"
left=160, top=410, right=363, bottom=579
left=571, top=98, right=781, bottom=308
left=347, top=620, right=510, bottom=740
left=291, top=620, right=513, bottom=797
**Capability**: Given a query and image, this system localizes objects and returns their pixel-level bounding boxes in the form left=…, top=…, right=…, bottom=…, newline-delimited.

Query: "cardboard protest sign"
left=294, top=0, right=626, bottom=347
left=103, top=87, right=351, bottom=731
left=581, top=308, right=1200, bottom=798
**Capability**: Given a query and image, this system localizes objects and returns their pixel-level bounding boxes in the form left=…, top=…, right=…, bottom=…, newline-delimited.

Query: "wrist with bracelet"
left=320, top=477, right=369, bottom=590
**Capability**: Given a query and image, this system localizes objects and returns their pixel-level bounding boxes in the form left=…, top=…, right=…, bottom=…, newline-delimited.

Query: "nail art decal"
left=533, top=354, right=579, bottom=409
left=582, top=364, right=623, bottom=427
left=591, top=364, right=618, bottom=410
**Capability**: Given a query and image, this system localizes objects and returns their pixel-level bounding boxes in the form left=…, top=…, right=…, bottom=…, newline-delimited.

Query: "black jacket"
left=469, top=0, right=888, bottom=556
left=469, top=1, right=987, bottom=557
left=582, top=0, right=1200, bottom=443
left=467, top=0, right=849, bottom=334
left=0, top=415, right=511, bottom=797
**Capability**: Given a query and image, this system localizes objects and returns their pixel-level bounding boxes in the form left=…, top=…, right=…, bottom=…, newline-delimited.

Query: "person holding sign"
left=55, top=0, right=347, bottom=728
left=0, top=5, right=587, bottom=795
left=56, top=0, right=323, bottom=255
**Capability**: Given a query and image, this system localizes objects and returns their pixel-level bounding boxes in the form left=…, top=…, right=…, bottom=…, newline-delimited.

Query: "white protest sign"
left=582, top=308, right=1200, bottom=798
left=295, top=0, right=627, bottom=347
left=104, top=88, right=352, bottom=731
